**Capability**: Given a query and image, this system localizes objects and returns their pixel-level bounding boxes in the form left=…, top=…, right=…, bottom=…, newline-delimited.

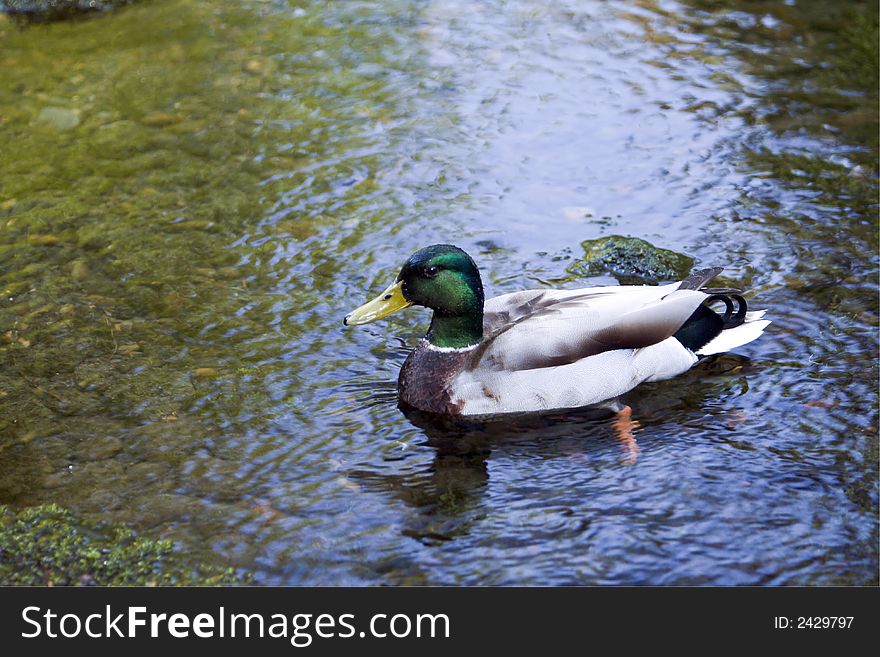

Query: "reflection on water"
left=0, top=0, right=876, bottom=584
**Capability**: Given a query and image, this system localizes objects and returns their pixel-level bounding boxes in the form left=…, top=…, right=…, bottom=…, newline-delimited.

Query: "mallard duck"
left=344, top=244, right=769, bottom=417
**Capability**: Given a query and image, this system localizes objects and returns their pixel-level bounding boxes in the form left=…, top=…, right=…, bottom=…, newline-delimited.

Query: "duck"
left=344, top=244, right=769, bottom=417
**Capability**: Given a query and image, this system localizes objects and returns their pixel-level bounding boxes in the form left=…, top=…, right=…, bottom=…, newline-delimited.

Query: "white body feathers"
left=439, top=282, right=769, bottom=416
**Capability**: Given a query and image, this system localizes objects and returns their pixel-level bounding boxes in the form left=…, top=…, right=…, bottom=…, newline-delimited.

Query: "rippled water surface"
left=1, top=0, right=877, bottom=584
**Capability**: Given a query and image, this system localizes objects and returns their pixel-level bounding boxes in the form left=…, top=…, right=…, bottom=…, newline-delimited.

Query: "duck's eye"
left=424, top=265, right=440, bottom=278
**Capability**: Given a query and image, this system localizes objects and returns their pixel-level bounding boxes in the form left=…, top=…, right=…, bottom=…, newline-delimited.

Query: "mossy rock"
left=0, top=504, right=241, bottom=586
left=0, top=0, right=138, bottom=22
left=566, top=235, right=694, bottom=284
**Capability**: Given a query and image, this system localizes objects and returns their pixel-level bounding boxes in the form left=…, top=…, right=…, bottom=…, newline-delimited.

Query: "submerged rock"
left=0, top=1, right=139, bottom=22
left=141, top=112, right=183, bottom=127
left=36, top=107, right=80, bottom=130
left=566, top=235, right=694, bottom=285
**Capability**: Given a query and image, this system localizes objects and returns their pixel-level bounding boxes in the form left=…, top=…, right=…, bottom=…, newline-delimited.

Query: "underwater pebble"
left=141, top=112, right=182, bottom=127
left=80, top=489, right=122, bottom=513
left=86, top=435, right=123, bottom=461
left=36, top=107, right=80, bottom=131
left=74, top=459, right=124, bottom=485
left=126, top=461, right=173, bottom=482
left=194, top=367, right=218, bottom=378
left=42, top=471, right=69, bottom=489
left=85, top=294, right=115, bottom=307
left=70, top=259, right=90, bottom=281
left=131, top=493, right=204, bottom=528
left=244, top=59, right=265, bottom=75
left=27, top=234, right=60, bottom=246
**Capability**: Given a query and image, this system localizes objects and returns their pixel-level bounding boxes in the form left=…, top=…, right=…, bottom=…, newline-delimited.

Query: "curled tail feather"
left=672, top=268, right=769, bottom=354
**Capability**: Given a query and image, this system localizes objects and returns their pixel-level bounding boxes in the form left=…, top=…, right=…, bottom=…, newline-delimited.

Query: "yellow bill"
left=344, top=280, right=412, bottom=326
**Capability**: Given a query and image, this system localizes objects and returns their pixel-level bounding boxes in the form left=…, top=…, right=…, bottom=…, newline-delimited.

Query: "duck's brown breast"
left=398, top=341, right=475, bottom=415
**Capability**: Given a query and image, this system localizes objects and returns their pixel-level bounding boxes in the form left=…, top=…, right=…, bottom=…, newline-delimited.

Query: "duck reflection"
left=348, top=404, right=621, bottom=545
left=347, top=353, right=756, bottom=545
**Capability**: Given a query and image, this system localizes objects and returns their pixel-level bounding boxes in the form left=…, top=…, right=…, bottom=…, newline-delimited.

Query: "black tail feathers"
left=702, top=292, right=747, bottom=329
left=673, top=279, right=749, bottom=352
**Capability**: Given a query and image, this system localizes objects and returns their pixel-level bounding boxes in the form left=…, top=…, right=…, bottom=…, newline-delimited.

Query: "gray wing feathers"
left=677, top=267, right=723, bottom=291
left=474, top=287, right=706, bottom=372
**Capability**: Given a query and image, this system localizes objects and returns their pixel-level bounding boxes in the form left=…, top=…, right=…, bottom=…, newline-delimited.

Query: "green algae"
left=0, top=0, right=393, bottom=448
left=0, top=503, right=240, bottom=585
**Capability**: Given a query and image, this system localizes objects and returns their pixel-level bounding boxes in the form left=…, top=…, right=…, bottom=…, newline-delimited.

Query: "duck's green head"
left=344, top=244, right=485, bottom=349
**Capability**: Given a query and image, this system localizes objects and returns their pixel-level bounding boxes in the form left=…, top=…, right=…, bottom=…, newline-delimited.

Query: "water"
left=0, top=0, right=876, bottom=585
